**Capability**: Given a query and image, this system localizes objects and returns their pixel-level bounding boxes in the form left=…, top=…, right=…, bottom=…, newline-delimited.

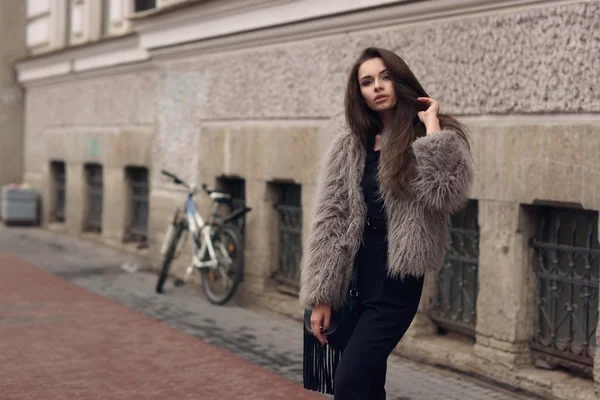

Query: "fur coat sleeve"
left=411, top=129, right=474, bottom=214
left=299, top=132, right=359, bottom=311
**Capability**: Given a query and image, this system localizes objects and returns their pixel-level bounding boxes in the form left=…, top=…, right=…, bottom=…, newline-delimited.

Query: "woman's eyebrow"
left=359, top=69, right=388, bottom=81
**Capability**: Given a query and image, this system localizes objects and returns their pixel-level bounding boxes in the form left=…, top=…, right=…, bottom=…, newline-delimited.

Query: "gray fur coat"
left=299, top=129, right=474, bottom=310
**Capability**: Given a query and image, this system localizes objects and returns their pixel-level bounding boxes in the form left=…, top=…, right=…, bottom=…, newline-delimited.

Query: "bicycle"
left=155, top=170, right=251, bottom=305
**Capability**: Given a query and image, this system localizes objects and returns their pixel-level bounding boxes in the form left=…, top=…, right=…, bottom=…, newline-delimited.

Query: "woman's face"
left=358, top=57, right=397, bottom=112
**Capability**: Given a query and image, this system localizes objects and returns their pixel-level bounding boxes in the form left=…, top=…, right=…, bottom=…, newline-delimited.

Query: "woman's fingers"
left=417, top=97, right=439, bottom=116
left=311, top=312, right=327, bottom=345
left=417, top=97, right=438, bottom=108
left=316, top=330, right=327, bottom=345
left=311, top=316, right=319, bottom=335
left=323, top=308, right=331, bottom=333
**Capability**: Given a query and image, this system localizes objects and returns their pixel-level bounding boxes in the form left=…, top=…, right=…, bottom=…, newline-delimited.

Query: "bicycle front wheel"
left=156, top=221, right=185, bottom=294
left=201, top=225, right=244, bottom=305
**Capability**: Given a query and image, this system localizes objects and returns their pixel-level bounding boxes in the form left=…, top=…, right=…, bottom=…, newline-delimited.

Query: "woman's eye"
left=383, top=75, right=390, bottom=80
left=361, top=81, right=371, bottom=86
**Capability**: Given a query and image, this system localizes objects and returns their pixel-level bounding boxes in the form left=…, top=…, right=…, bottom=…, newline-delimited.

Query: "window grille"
left=51, top=161, right=66, bottom=223
left=273, top=183, right=302, bottom=291
left=430, top=200, right=479, bottom=338
left=125, top=167, right=149, bottom=242
left=217, top=177, right=246, bottom=238
left=530, top=206, right=599, bottom=376
left=85, top=164, right=103, bottom=232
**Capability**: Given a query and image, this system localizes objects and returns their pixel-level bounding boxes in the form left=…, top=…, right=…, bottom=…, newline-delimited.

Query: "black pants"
left=334, top=220, right=424, bottom=400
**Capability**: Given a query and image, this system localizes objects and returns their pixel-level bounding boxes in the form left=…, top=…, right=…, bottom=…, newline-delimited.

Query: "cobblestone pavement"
left=0, top=226, right=536, bottom=400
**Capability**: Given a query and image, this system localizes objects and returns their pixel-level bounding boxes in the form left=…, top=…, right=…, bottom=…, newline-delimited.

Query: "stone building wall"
left=0, top=1, right=26, bottom=192
left=20, top=1, right=600, bottom=399
left=24, top=67, right=159, bottom=250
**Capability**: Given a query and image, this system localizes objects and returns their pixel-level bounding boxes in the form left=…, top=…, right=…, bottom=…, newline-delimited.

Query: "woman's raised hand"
left=417, top=97, right=441, bottom=134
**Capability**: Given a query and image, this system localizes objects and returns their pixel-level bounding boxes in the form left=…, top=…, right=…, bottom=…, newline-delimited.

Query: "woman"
left=300, top=47, right=474, bottom=399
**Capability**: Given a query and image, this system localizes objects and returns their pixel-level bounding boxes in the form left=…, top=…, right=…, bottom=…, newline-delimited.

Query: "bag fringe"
left=303, top=329, right=342, bottom=395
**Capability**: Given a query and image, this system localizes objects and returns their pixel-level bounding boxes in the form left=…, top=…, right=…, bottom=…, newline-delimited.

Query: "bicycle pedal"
left=173, top=278, right=186, bottom=287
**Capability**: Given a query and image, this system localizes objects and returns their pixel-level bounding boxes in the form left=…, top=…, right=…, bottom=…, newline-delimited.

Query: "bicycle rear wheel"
left=156, top=221, right=185, bottom=294
left=201, top=225, right=244, bottom=305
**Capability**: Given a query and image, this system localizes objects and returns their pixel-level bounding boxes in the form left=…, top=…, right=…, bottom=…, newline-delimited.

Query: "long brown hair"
left=344, top=47, right=469, bottom=197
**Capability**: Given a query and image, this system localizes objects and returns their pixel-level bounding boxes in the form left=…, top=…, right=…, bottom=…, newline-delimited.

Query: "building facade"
left=0, top=1, right=26, bottom=190
left=10, top=1, right=600, bottom=399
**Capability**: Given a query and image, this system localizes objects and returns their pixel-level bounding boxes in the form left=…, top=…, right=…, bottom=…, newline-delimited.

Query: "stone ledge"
left=474, top=336, right=532, bottom=369
left=79, top=232, right=149, bottom=259
left=46, top=222, right=67, bottom=233
left=396, top=333, right=480, bottom=371
left=395, top=333, right=596, bottom=400
left=247, top=284, right=303, bottom=322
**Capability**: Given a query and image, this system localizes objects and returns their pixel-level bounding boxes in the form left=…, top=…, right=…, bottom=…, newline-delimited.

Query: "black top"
left=361, top=135, right=386, bottom=222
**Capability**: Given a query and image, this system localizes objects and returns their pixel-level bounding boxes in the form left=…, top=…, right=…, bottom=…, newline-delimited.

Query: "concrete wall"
left=20, top=1, right=600, bottom=399
left=0, top=1, right=26, bottom=191
left=24, top=68, right=158, bottom=251
left=41, top=126, right=154, bottom=243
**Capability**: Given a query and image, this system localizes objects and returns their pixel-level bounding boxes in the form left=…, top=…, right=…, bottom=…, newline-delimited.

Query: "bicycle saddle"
left=209, top=191, right=232, bottom=202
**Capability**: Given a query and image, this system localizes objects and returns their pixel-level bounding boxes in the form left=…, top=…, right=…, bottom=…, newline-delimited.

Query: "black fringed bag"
left=302, top=262, right=360, bottom=395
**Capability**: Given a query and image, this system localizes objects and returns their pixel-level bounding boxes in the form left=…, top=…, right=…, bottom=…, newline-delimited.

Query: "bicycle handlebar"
left=161, top=169, right=177, bottom=179
left=201, top=183, right=222, bottom=195
left=162, top=169, right=219, bottom=196
left=161, top=170, right=187, bottom=187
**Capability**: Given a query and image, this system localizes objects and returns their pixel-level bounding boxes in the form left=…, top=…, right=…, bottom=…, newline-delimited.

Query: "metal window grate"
left=85, top=164, right=103, bottom=232
left=51, top=161, right=66, bottom=223
left=218, top=177, right=246, bottom=237
left=530, top=206, right=599, bottom=376
left=126, top=167, right=149, bottom=242
left=274, top=183, right=302, bottom=291
left=430, top=200, right=479, bottom=338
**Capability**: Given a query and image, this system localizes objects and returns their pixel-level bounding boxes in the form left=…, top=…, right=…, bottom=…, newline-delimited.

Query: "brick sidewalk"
left=0, top=252, right=323, bottom=400
left=0, top=226, right=533, bottom=400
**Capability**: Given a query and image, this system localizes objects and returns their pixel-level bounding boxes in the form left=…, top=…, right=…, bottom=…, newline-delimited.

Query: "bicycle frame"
left=184, top=193, right=219, bottom=270
left=158, top=185, right=236, bottom=285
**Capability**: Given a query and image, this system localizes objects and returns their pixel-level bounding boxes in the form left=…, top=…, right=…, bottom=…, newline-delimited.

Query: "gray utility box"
left=1, top=186, right=38, bottom=224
